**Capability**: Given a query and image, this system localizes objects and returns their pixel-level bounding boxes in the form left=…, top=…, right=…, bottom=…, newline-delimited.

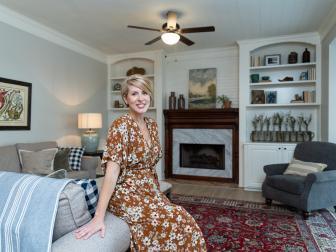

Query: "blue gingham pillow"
left=60, top=147, right=85, bottom=171
left=74, top=179, right=99, bottom=217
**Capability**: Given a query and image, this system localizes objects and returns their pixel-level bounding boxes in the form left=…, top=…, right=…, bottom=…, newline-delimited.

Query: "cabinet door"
left=281, top=144, right=296, bottom=163
left=244, top=144, right=281, bottom=190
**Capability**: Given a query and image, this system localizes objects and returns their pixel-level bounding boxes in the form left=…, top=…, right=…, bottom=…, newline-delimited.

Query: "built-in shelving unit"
left=237, top=32, right=321, bottom=189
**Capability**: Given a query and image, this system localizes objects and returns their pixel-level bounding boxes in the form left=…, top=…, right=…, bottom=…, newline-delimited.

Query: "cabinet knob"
left=284, top=147, right=287, bottom=150
left=278, top=147, right=281, bottom=150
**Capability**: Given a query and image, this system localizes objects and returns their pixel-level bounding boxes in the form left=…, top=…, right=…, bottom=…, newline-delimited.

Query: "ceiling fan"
left=127, top=11, right=215, bottom=46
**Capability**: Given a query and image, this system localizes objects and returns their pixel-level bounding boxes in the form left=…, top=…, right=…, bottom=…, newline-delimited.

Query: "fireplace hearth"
left=164, top=109, right=239, bottom=183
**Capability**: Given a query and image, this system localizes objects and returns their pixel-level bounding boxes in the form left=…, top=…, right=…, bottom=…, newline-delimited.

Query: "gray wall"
left=0, top=21, right=107, bottom=146
left=321, top=24, right=336, bottom=141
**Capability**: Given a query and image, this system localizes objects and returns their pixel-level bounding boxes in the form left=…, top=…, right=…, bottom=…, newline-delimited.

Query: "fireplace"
left=180, top=143, right=225, bottom=170
left=164, top=109, right=239, bottom=183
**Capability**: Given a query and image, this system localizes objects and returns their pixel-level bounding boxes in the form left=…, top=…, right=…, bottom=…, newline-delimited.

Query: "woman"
left=75, top=75, right=206, bottom=251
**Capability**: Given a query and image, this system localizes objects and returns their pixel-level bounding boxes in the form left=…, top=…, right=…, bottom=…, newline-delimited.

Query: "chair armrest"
left=306, top=170, right=336, bottom=184
left=263, top=163, right=289, bottom=176
left=81, top=156, right=100, bottom=179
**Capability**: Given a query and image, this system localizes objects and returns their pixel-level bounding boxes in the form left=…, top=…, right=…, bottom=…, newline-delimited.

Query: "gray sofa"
left=0, top=141, right=98, bottom=179
left=0, top=141, right=131, bottom=251
left=262, top=141, right=336, bottom=219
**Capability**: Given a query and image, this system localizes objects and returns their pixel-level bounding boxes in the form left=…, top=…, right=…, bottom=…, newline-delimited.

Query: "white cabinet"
left=243, top=143, right=295, bottom=191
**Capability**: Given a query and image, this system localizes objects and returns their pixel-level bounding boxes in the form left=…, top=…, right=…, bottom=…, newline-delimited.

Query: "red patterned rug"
left=172, top=194, right=336, bottom=252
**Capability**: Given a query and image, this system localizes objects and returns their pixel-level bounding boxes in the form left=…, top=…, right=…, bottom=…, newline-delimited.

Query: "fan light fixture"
left=161, top=32, right=180, bottom=45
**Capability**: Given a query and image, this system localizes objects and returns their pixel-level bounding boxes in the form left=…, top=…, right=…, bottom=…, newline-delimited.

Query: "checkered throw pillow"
left=74, top=179, right=99, bottom=217
left=60, top=147, right=85, bottom=171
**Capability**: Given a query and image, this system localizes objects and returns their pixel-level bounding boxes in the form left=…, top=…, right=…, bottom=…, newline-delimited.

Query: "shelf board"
left=246, top=103, right=320, bottom=108
left=110, top=74, right=154, bottom=80
left=249, top=80, right=316, bottom=88
left=250, top=62, right=316, bottom=71
left=108, top=107, right=156, bottom=111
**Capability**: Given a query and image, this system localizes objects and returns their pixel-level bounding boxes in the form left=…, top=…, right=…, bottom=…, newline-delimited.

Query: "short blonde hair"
left=121, top=74, right=153, bottom=104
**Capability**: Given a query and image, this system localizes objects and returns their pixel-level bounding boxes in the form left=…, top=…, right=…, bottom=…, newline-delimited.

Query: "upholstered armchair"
left=262, top=141, right=336, bottom=219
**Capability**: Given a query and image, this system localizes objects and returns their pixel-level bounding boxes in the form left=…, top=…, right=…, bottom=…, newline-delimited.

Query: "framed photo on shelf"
left=251, top=90, right=265, bottom=104
left=265, top=91, right=277, bottom=104
left=264, top=54, right=281, bottom=66
left=0, top=77, right=32, bottom=130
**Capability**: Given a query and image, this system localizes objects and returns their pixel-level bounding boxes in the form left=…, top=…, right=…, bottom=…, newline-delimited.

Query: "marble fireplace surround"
left=164, top=109, right=239, bottom=183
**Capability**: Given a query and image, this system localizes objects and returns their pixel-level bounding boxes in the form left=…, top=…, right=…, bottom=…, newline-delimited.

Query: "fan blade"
left=180, top=26, right=215, bottom=33
left=145, top=36, right=162, bottom=45
left=179, top=35, right=194, bottom=46
left=127, top=25, right=160, bottom=32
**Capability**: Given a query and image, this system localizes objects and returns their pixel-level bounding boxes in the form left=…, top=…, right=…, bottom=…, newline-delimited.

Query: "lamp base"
left=81, top=131, right=99, bottom=152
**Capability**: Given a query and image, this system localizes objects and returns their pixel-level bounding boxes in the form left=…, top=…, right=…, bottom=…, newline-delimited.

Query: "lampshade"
left=78, top=113, right=102, bottom=129
left=161, top=32, right=180, bottom=45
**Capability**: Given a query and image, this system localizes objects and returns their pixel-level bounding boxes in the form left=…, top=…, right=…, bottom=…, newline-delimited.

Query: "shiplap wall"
left=163, top=47, right=239, bottom=110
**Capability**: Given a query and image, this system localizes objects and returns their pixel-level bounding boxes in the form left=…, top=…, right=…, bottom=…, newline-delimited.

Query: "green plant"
left=216, top=95, right=231, bottom=103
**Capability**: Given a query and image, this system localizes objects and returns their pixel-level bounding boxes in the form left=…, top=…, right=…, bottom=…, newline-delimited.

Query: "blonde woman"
left=75, top=75, right=206, bottom=251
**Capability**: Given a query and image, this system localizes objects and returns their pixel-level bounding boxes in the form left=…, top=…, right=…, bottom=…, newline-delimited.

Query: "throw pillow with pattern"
left=60, top=147, right=85, bottom=171
left=54, top=149, right=72, bottom=171
left=284, top=158, right=328, bottom=176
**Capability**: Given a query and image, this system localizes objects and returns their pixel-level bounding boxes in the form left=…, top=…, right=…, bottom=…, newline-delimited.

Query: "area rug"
left=172, top=194, right=336, bottom=252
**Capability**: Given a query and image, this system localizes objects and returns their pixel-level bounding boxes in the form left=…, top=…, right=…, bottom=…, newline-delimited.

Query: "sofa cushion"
left=54, top=149, right=72, bottom=172
left=0, top=145, right=21, bottom=172
left=67, top=170, right=90, bottom=179
left=52, top=212, right=130, bottom=252
left=53, top=183, right=92, bottom=241
left=17, top=141, right=58, bottom=152
left=266, top=174, right=306, bottom=195
left=18, top=148, right=58, bottom=175
left=284, top=158, right=327, bottom=176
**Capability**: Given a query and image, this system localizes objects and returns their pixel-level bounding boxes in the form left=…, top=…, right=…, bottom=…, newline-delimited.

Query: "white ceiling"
left=0, top=0, right=335, bottom=55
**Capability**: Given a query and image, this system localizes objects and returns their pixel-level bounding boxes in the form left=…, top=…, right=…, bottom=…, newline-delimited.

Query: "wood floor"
left=165, top=178, right=265, bottom=203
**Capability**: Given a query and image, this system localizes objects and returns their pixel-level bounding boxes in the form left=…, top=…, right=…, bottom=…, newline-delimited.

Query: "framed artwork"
left=251, top=90, right=265, bottom=104
left=188, top=68, right=217, bottom=109
left=264, top=54, right=281, bottom=66
left=265, top=91, right=277, bottom=104
left=0, top=77, right=32, bottom=130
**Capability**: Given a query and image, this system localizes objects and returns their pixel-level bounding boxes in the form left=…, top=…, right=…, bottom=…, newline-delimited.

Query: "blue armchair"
left=262, top=141, right=336, bottom=219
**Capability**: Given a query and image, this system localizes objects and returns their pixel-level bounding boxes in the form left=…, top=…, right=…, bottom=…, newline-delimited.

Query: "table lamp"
left=78, top=113, right=102, bottom=152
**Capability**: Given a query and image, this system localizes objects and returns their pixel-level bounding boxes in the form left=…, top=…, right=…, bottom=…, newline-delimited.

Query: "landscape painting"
left=0, top=77, right=32, bottom=130
left=188, top=68, right=217, bottom=109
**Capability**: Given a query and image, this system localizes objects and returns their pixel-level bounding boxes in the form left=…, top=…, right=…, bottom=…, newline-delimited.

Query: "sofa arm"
left=263, top=163, right=289, bottom=176
left=81, top=156, right=100, bottom=179
left=306, top=170, right=336, bottom=184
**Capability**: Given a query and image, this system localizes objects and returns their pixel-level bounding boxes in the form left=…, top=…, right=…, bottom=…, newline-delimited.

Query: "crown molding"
left=0, top=4, right=107, bottom=63
left=318, top=2, right=336, bottom=40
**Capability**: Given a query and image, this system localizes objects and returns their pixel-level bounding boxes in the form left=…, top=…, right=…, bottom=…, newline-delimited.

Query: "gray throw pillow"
left=18, top=148, right=58, bottom=175
left=54, top=149, right=72, bottom=172
left=53, top=183, right=92, bottom=241
left=46, top=169, right=67, bottom=179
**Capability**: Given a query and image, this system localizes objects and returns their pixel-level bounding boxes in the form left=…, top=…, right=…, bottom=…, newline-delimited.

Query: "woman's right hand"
left=74, top=217, right=106, bottom=240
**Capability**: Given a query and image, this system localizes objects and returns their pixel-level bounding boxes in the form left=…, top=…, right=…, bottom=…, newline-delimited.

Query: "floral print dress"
left=101, top=114, right=206, bottom=252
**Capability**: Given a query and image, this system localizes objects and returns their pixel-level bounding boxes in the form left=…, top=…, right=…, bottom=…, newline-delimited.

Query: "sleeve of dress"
left=101, top=120, right=127, bottom=175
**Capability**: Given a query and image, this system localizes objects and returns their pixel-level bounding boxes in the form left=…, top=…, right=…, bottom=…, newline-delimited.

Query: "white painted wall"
left=321, top=23, right=336, bottom=142
left=0, top=21, right=107, bottom=147
left=163, top=47, right=239, bottom=110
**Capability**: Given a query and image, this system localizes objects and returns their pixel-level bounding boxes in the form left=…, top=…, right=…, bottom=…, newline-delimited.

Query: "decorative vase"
left=288, top=52, right=298, bottom=64
left=302, top=48, right=310, bottom=63
left=168, top=92, right=177, bottom=110
left=178, top=94, right=185, bottom=109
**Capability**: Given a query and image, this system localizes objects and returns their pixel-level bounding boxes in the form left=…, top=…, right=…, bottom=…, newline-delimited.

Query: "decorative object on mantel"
left=302, top=48, right=311, bottom=63
left=168, top=91, right=177, bottom=110
left=288, top=51, right=298, bottom=64
left=0, top=77, right=32, bottom=130
left=126, top=67, right=146, bottom=76
left=188, top=68, right=216, bottom=109
left=216, top=95, right=232, bottom=109
left=177, top=94, right=185, bottom=109
left=250, top=112, right=314, bottom=143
